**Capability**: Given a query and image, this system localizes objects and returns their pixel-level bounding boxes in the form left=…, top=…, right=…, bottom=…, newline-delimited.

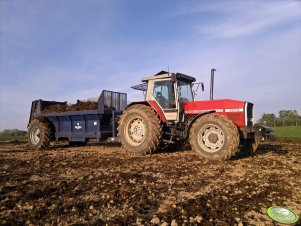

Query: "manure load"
left=42, top=100, right=98, bottom=114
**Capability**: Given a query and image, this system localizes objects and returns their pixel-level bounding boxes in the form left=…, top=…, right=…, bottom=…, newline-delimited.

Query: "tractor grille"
left=245, top=102, right=254, bottom=126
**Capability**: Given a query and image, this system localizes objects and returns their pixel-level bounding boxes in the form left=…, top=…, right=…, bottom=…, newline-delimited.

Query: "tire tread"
left=189, top=113, right=239, bottom=160
left=118, top=104, right=162, bottom=154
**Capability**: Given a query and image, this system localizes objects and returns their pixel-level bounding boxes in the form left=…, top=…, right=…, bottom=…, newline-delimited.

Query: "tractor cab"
left=132, top=71, right=196, bottom=122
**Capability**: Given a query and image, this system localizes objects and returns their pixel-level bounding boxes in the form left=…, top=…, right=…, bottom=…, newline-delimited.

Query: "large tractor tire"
left=28, top=118, right=52, bottom=150
left=189, top=113, right=239, bottom=160
left=118, top=105, right=162, bottom=154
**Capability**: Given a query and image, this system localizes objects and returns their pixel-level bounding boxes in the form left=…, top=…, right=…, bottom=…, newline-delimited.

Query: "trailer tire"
left=118, top=104, right=162, bottom=154
left=189, top=113, right=239, bottom=160
left=28, top=119, right=52, bottom=150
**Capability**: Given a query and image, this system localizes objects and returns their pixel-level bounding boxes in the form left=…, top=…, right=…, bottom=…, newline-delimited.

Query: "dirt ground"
left=0, top=140, right=300, bottom=226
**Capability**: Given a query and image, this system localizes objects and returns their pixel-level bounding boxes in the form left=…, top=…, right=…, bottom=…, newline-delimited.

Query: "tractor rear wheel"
left=189, top=113, right=239, bottom=160
left=28, top=118, right=52, bottom=150
left=118, top=105, right=162, bottom=154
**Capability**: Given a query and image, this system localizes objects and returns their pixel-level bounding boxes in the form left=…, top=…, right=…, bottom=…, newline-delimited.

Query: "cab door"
left=152, top=79, right=178, bottom=121
left=177, top=80, right=194, bottom=122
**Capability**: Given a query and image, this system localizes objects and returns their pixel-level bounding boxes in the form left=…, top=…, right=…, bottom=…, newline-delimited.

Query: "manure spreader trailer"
left=28, top=90, right=127, bottom=148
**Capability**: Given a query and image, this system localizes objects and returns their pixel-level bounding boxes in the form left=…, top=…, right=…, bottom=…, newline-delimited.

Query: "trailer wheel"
left=189, top=113, right=239, bottom=160
left=28, top=119, right=52, bottom=150
left=118, top=105, right=162, bottom=154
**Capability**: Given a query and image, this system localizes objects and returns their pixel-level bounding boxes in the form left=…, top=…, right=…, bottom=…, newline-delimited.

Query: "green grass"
left=0, top=134, right=27, bottom=142
left=273, top=126, right=301, bottom=138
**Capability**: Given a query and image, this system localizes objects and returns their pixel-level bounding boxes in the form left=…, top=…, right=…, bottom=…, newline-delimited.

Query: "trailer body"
left=28, top=90, right=127, bottom=146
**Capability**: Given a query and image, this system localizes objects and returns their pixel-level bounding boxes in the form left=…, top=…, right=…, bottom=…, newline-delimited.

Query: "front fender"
left=184, top=110, right=215, bottom=139
left=126, top=101, right=167, bottom=123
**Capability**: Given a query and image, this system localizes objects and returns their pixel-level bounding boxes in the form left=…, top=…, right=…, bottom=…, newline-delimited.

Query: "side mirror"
left=192, top=82, right=204, bottom=100
left=192, top=82, right=204, bottom=93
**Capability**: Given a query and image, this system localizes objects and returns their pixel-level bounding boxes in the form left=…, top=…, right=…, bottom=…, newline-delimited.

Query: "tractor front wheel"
left=118, top=105, right=162, bottom=154
left=189, top=113, right=239, bottom=160
left=28, top=119, right=52, bottom=150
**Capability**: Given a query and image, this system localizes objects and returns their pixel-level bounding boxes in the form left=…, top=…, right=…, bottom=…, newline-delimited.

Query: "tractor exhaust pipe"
left=210, top=68, right=216, bottom=100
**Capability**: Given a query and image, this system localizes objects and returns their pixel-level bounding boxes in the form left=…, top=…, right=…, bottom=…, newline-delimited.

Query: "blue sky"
left=0, top=0, right=300, bottom=130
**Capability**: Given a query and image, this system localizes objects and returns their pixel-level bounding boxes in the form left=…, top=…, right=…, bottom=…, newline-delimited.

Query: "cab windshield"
left=178, top=80, right=193, bottom=102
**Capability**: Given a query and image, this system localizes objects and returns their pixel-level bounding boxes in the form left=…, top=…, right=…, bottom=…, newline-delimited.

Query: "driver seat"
left=156, top=92, right=167, bottom=108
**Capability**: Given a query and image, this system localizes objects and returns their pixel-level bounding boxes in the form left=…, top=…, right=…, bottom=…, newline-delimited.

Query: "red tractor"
left=118, top=70, right=258, bottom=160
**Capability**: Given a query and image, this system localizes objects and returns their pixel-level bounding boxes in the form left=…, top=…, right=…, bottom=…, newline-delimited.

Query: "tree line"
left=257, top=110, right=301, bottom=127
left=0, top=129, right=27, bottom=136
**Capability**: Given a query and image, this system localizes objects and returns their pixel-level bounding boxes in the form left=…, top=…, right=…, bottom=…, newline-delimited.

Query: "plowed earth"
left=0, top=140, right=300, bottom=226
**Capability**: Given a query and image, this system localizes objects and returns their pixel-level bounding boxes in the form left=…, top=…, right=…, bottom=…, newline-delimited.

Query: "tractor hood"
left=184, top=99, right=253, bottom=127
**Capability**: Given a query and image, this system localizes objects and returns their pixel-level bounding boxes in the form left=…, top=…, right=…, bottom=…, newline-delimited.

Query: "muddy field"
left=0, top=140, right=300, bottom=226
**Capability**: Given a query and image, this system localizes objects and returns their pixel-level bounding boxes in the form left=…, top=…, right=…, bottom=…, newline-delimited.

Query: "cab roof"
left=132, top=71, right=196, bottom=91
left=141, top=71, right=196, bottom=83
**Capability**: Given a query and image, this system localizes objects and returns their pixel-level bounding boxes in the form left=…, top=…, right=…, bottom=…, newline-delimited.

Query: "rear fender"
left=126, top=101, right=167, bottom=123
left=185, top=111, right=215, bottom=139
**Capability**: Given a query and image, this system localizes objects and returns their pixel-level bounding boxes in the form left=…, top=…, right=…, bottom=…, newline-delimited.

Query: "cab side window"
left=153, top=80, right=175, bottom=109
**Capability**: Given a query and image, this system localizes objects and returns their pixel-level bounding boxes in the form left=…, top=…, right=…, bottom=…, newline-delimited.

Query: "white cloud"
left=207, top=2, right=300, bottom=38
left=171, top=0, right=301, bottom=38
